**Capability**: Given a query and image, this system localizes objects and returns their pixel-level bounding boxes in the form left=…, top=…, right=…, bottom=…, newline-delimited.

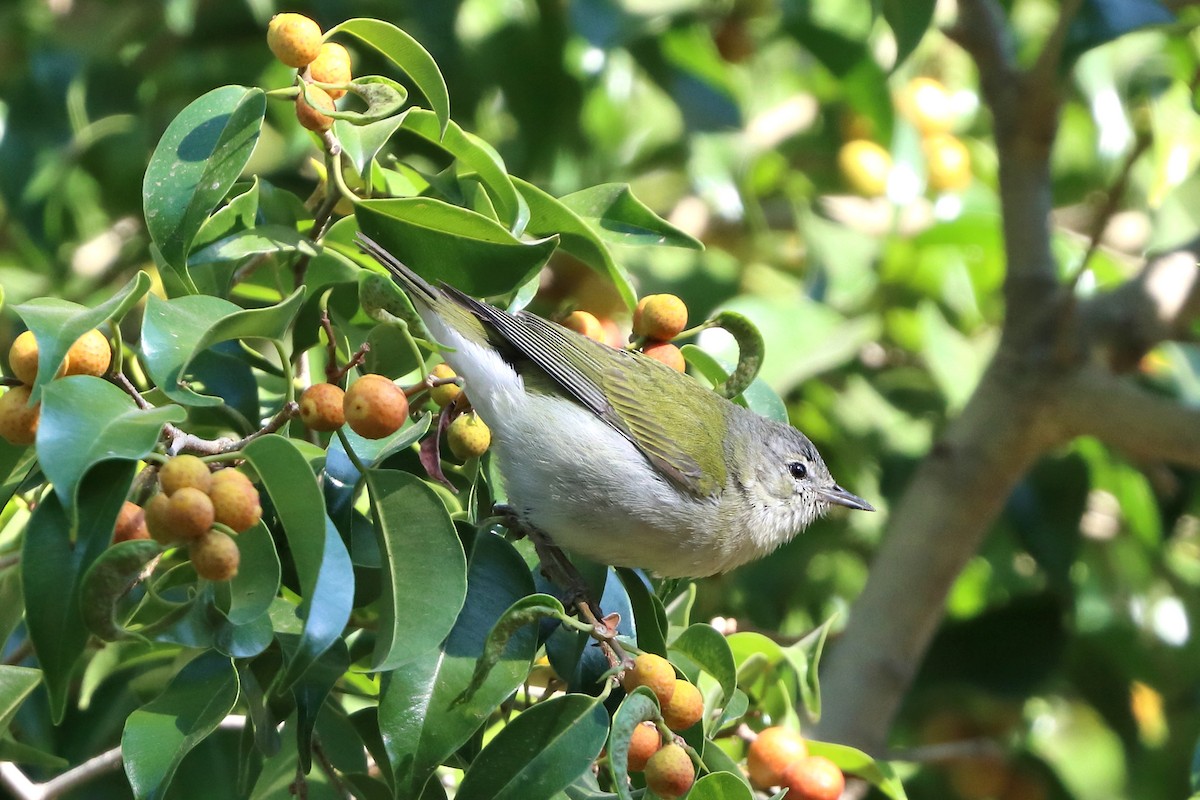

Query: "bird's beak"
left=818, top=484, right=875, bottom=512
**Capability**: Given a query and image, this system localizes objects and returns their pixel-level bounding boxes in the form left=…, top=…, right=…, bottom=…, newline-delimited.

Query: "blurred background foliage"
left=2, top=0, right=1200, bottom=798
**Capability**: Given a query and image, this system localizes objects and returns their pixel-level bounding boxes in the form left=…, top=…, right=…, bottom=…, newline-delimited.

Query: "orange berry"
left=267, top=12, right=323, bottom=68
left=642, top=341, right=686, bottom=373
left=562, top=310, right=606, bottom=342
left=626, top=721, right=662, bottom=773
left=159, top=454, right=212, bottom=496
left=63, top=329, right=111, bottom=377
left=662, top=679, right=704, bottom=731
left=299, top=383, right=346, bottom=431
left=296, top=84, right=336, bottom=132
left=923, top=133, right=972, bottom=192
left=747, top=726, right=808, bottom=789
left=838, top=140, right=891, bottom=197
left=621, top=653, right=676, bottom=708
left=113, top=501, right=150, bottom=543
left=0, top=385, right=40, bottom=446
left=209, top=471, right=262, bottom=533
left=190, top=529, right=240, bottom=581
left=165, top=487, right=215, bottom=541
left=309, top=42, right=351, bottom=99
left=446, top=412, right=491, bottom=460
left=782, top=755, right=845, bottom=800
left=429, top=363, right=462, bottom=408
left=8, top=331, right=41, bottom=385
left=899, top=77, right=955, bottom=136
left=144, top=493, right=175, bottom=544
left=343, top=374, right=408, bottom=439
left=644, top=744, right=695, bottom=799
left=633, top=294, right=688, bottom=341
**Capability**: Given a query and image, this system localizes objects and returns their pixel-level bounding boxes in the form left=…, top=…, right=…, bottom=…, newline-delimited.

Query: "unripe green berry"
left=190, top=529, right=240, bottom=581
left=209, top=470, right=262, bottom=533
left=0, top=385, right=39, bottom=446
left=645, top=744, right=695, bottom=799
left=299, top=383, right=346, bottom=431
left=633, top=294, right=687, bottom=341
left=159, top=454, right=212, bottom=496
left=446, top=412, right=491, bottom=460
left=166, top=487, right=215, bottom=541
left=621, top=653, right=676, bottom=708
left=344, top=374, right=408, bottom=439
left=662, top=679, right=704, bottom=731
left=267, top=12, right=323, bottom=68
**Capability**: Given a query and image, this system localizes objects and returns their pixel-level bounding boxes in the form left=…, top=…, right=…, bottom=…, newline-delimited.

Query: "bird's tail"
left=355, top=233, right=439, bottom=305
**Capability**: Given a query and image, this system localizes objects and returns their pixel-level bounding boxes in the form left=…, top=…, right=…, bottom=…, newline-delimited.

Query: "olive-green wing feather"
left=442, top=286, right=724, bottom=498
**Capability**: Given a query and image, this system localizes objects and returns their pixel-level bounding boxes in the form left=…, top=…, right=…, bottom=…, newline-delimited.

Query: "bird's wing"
left=442, top=286, right=724, bottom=498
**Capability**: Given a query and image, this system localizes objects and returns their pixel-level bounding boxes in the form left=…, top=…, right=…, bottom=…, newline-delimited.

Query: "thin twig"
left=312, top=738, right=353, bottom=800
left=3, top=639, right=33, bottom=666
left=1029, top=0, right=1085, bottom=82
left=1070, top=130, right=1153, bottom=286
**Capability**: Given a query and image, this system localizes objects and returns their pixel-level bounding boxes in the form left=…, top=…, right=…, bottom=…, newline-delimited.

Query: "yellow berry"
left=838, top=139, right=892, bottom=197
left=8, top=331, right=41, bottom=385
left=165, top=487, right=215, bottom=541
left=309, top=42, right=351, bottom=99
left=633, top=294, right=688, bottom=341
left=0, top=385, right=40, bottom=446
left=428, top=363, right=462, bottom=408
left=747, top=726, right=808, bottom=789
left=190, top=529, right=240, bottom=581
left=621, top=653, right=676, bottom=708
left=62, top=329, right=111, bottom=377
left=344, top=374, right=408, bottom=439
left=642, top=341, right=686, bottom=373
left=645, top=744, right=695, bottom=799
left=626, top=721, right=662, bottom=773
left=267, top=12, right=323, bottom=68
left=209, top=471, right=262, bottom=533
left=159, top=454, right=212, bottom=496
left=296, top=84, right=336, bottom=132
left=446, top=412, right=491, bottom=461
left=144, top=493, right=175, bottom=544
left=781, top=755, right=845, bottom=800
left=662, top=679, right=704, bottom=731
left=900, top=76, right=955, bottom=136
left=924, top=133, right=972, bottom=192
left=299, top=383, right=346, bottom=431
left=113, top=501, right=150, bottom=543
left=562, top=310, right=606, bottom=342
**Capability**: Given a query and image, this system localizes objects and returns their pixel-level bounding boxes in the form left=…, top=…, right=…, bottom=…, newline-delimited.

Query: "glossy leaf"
left=188, top=224, right=320, bottom=265
left=14, top=271, right=151, bottom=400
left=336, top=115, right=409, bottom=178
left=781, top=616, right=836, bottom=721
left=144, top=85, right=266, bottom=275
left=38, top=376, right=184, bottom=510
left=381, top=533, right=536, bottom=798
left=123, top=652, right=240, bottom=800
left=242, top=435, right=354, bottom=688
left=80, top=539, right=163, bottom=641
left=607, top=689, right=660, bottom=800
left=293, top=641, right=350, bottom=773
left=221, top=522, right=281, bottom=626
left=461, top=593, right=566, bottom=701
left=688, top=771, right=755, bottom=800
left=0, top=666, right=40, bottom=732
left=22, top=464, right=134, bottom=721
left=806, top=740, right=908, bottom=800
left=669, top=623, right=737, bottom=705
left=355, top=198, right=558, bottom=298
left=364, top=469, right=467, bottom=670
left=455, top=693, right=609, bottom=800
left=616, top=568, right=668, bottom=656
left=328, top=18, right=450, bottom=134
left=559, top=184, right=702, bottom=250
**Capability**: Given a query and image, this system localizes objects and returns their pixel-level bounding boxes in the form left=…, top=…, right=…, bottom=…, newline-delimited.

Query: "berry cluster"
left=266, top=13, right=352, bottom=132
left=134, top=455, right=263, bottom=581
left=0, top=329, right=111, bottom=446
left=747, top=726, right=845, bottom=800
left=560, top=293, right=691, bottom=374
left=619, top=654, right=706, bottom=798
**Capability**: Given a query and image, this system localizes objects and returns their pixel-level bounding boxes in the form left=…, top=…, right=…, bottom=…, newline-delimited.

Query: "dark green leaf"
left=294, top=641, right=349, bottom=773
left=336, top=116, right=409, bottom=178
left=669, top=623, right=737, bottom=706
left=0, top=736, right=69, bottom=770
left=123, top=652, right=240, bottom=800
left=607, top=689, right=660, bottom=800
left=38, top=376, right=184, bottom=510
left=455, top=693, right=609, bottom=800
left=0, top=666, right=40, bottom=732
left=189, top=224, right=320, bottom=265
left=559, top=184, right=702, bottom=250
left=329, top=18, right=450, bottom=134
left=882, top=0, right=935, bottom=69
left=80, top=539, right=163, bottom=641
left=1064, top=0, right=1174, bottom=64
left=222, top=522, right=281, bottom=625
left=616, top=568, right=668, bottom=656
left=364, top=469, right=467, bottom=670
left=144, top=85, right=266, bottom=276
left=460, top=593, right=567, bottom=702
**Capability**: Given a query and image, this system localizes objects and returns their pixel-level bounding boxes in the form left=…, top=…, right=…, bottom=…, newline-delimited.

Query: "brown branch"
left=1072, top=130, right=1154, bottom=285
left=1029, top=0, right=1084, bottom=83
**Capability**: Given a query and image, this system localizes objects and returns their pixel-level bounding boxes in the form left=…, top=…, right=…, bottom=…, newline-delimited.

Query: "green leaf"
left=680, top=346, right=787, bottom=424
left=80, top=539, right=163, bottom=641
left=455, top=693, right=609, bottom=800
left=22, top=464, right=134, bottom=721
left=14, top=271, right=151, bottom=400
left=607, top=689, right=660, bottom=800
left=380, top=533, right=536, bottom=798
left=329, top=18, right=450, bottom=134
left=242, top=435, right=354, bottom=688
left=616, top=568, right=668, bottom=656
left=1064, top=0, right=1175, bottom=64
left=123, top=652, right=240, bottom=800
left=303, top=76, right=409, bottom=125
left=0, top=736, right=68, bottom=770
left=514, top=178, right=637, bottom=311
left=781, top=616, right=836, bottom=722
left=144, top=85, right=266, bottom=278
left=222, top=522, right=281, bottom=625
left=559, top=184, right=702, bottom=250
left=336, top=115, right=409, bottom=178
left=459, top=593, right=567, bottom=702
left=354, top=198, right=558, bottom=298
left=882, top=0, right=935, bottom=69
left=669, top=623, right=737, bottom=706
left=806, top=740, right=908, bottom=800
left=364, top=469, right=467, bottom=670
left=188, top=224, right=320, bottom=265
left=293, top=641, right=349, bottom=773
left=0, top=666, right=41, bottom=733
left=38, top=376, right=185, bottom=511
left=688, top=771, right=755, bottom=800
left=141, top=287, right=305, bottom=406
left=400, top=109, right=528, bottom=234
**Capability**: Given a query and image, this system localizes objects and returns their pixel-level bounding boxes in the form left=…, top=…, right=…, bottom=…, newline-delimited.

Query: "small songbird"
left=357, top=233, right=873, bottom=578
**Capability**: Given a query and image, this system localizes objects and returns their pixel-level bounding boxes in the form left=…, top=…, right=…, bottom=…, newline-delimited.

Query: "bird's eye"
left=788, top=461, right=808, bottom=481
